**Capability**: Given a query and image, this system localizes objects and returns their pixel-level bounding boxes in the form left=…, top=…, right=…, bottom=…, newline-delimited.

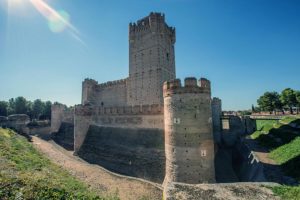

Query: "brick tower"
left=163, top=77, right=215, bottom=186
left=127, top=12, right=176, bottom=106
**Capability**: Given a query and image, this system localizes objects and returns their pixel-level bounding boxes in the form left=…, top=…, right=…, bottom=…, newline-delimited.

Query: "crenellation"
left=163, top=78, right=211, bottom=97
left=96, top=78, right=127, bottom=89
left=75, top=105, right=94, bottom=116
left=200, top=78, right=211, bottom=89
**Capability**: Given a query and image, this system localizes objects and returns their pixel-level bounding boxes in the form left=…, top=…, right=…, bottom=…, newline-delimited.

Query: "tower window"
left=166, top=53, right=169, bottom=61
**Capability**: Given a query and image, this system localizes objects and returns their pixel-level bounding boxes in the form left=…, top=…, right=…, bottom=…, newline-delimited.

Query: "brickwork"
left=128, top=12, right=176, bottom=106
left=163, top=77, right=215, bottom=186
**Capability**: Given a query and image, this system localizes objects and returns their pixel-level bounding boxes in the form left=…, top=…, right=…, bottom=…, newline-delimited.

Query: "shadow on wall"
left=77, top=125, right=165, bottom=183
left=51, top=122, right=74, bottom=151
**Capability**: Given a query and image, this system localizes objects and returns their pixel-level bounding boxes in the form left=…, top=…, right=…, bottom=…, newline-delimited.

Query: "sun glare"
left=7, top=0, right=25, bottom=8
left=4, top=0, right=85, bottom=46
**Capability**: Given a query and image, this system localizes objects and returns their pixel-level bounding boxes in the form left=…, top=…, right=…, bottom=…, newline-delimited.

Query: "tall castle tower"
left=127, top=12, right=176, bottom=106
left=163, top=77, right=215, bottom=185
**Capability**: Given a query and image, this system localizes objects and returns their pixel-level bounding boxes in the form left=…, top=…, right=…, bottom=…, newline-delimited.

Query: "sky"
left=0, top=0, right=299, bottom=110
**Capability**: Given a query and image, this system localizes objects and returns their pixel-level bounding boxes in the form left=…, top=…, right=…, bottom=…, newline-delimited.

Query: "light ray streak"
left=29, top=0, right=85, bottom=45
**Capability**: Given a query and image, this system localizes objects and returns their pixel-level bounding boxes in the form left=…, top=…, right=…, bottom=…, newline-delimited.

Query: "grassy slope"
left=0, top=128, right=119, bottom=200
left=250, top=116, right=300, bottom=200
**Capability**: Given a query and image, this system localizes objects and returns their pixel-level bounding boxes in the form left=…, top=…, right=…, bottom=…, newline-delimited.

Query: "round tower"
left=163, top=77, right=215, bottom=186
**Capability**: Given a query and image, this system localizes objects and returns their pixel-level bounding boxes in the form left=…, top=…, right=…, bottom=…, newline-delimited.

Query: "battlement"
left=75, top=104, right=163, bottom=116
left=163, top=77, right=211, bottom=97
left=83, top=78, right=98, bottom=85
left=96, top=78, right=127, bottom=89
left=129, top=12, right=175, bottom=38
left=212, top=97, right=222, bottom=105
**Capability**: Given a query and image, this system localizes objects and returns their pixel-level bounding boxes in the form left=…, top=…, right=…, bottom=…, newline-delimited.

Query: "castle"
left=52, top=12, right=222, bottom=198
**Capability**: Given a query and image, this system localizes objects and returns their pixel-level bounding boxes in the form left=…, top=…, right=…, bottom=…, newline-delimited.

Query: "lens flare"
left=48, top=10, right=70, bottom=33
left=28, top=0, right=85, bottom=45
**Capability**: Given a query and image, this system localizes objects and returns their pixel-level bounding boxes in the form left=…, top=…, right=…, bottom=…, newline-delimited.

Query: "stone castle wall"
left=77, top=125, right=165, bottom=183
left=51, top=104, right=74, bottom=133
left=212, top=97, right=222, bottom=144
left=74, top=104, right=164, bottom=152
left=82, top=78, right=128, bottom=107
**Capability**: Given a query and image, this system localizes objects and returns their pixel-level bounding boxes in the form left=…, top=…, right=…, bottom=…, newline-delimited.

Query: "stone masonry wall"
left=163, top=78, right=215, bottom=186
left=74, top=104, right=164, bottom=152
left=212, top=97, right=222, bottom=144
left=77, top=125, right=165, bottom=183
left=82, top=78, right=128, bottom=107
left=51, top=104, right=74, bottom=133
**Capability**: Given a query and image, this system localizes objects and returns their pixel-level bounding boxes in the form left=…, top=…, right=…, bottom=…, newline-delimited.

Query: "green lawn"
left=0, top=128, right=119, bottom=200
left=255, top=119, right=279, bottom=131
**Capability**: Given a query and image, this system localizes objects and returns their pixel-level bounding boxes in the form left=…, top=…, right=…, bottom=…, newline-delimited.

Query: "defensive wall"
left=82, top=78, right=128, bottom=107
left=74, top=104, right=164, bottom=152
left=51, top=104, right=74, bottom=133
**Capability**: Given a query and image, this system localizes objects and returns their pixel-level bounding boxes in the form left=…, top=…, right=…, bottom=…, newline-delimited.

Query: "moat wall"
left=77, top=125, right=165, bottom=183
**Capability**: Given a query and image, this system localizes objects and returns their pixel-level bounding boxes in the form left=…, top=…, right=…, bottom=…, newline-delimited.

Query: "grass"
left=272, top=186, right=300, bottom=200
left=250, top=117, right=300, bottom=148
left=270, top=137, right=300, bottom=181
left=250, top=120, right=278, bottom=140
left=250, top=116, right=300, bottom=199
left=255, top=119, right=279, bottom=131
left=0, top=128, right=119, bottom=200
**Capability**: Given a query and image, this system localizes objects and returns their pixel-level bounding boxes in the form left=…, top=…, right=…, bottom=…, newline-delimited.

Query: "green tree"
left=27, top=101, right=34, bottom=119
left=42, top=101, right=52, bottom=120
left=32, top=99, right=44, bottom=119
left=14, top=96, right=28, bottom=114
left=0, top=101, right=8, bottom=116
left=7, top=98, right=15, bottom=115
left=295, top=90, right=300, bottom=114
left=257, top=92, right=281, bottom=114
left=280, top=88, right=297, bottom=114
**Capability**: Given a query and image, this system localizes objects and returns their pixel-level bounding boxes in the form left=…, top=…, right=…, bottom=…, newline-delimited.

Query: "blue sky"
left=0, top=0, right=299, bottom=110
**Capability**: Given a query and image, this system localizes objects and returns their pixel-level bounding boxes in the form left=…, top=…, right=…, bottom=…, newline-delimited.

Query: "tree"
left=7, top=98, right=15, bottom=115
left=0, top=101, right=8, bottom=116
left=257, top=92, right=281, bottom=114
left=32, top=99, right=44, bottom=119
left=42, top=101, right=52, bottom=120
left=14, top=96, right=28, bottom=114
left=295, top=90, right=300, bottom=114
left=280, top=88, right=297, bottom=114
left=251, top=104, right=255, bottom=112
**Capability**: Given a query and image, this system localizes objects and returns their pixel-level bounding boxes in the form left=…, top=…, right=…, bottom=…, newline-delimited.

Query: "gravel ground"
left=31, top=136, right=162, bottom=200
left=165, top=182, right=280, bottom=200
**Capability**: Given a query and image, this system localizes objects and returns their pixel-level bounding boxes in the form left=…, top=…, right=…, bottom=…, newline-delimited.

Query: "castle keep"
left=52, top=12, right=222, bottom=190
left=82, top=13, right=175, bottom=107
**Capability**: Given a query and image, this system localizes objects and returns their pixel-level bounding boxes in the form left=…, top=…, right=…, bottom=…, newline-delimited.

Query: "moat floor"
left=31, top=136, right=162, bottom=200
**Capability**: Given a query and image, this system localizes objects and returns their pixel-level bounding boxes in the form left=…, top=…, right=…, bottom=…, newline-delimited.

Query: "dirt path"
left=31, top=136, right=162, bottom=200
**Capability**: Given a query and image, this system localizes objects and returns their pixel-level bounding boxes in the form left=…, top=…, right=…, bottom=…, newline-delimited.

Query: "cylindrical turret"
left=163, top=77, right=215, bottom=186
